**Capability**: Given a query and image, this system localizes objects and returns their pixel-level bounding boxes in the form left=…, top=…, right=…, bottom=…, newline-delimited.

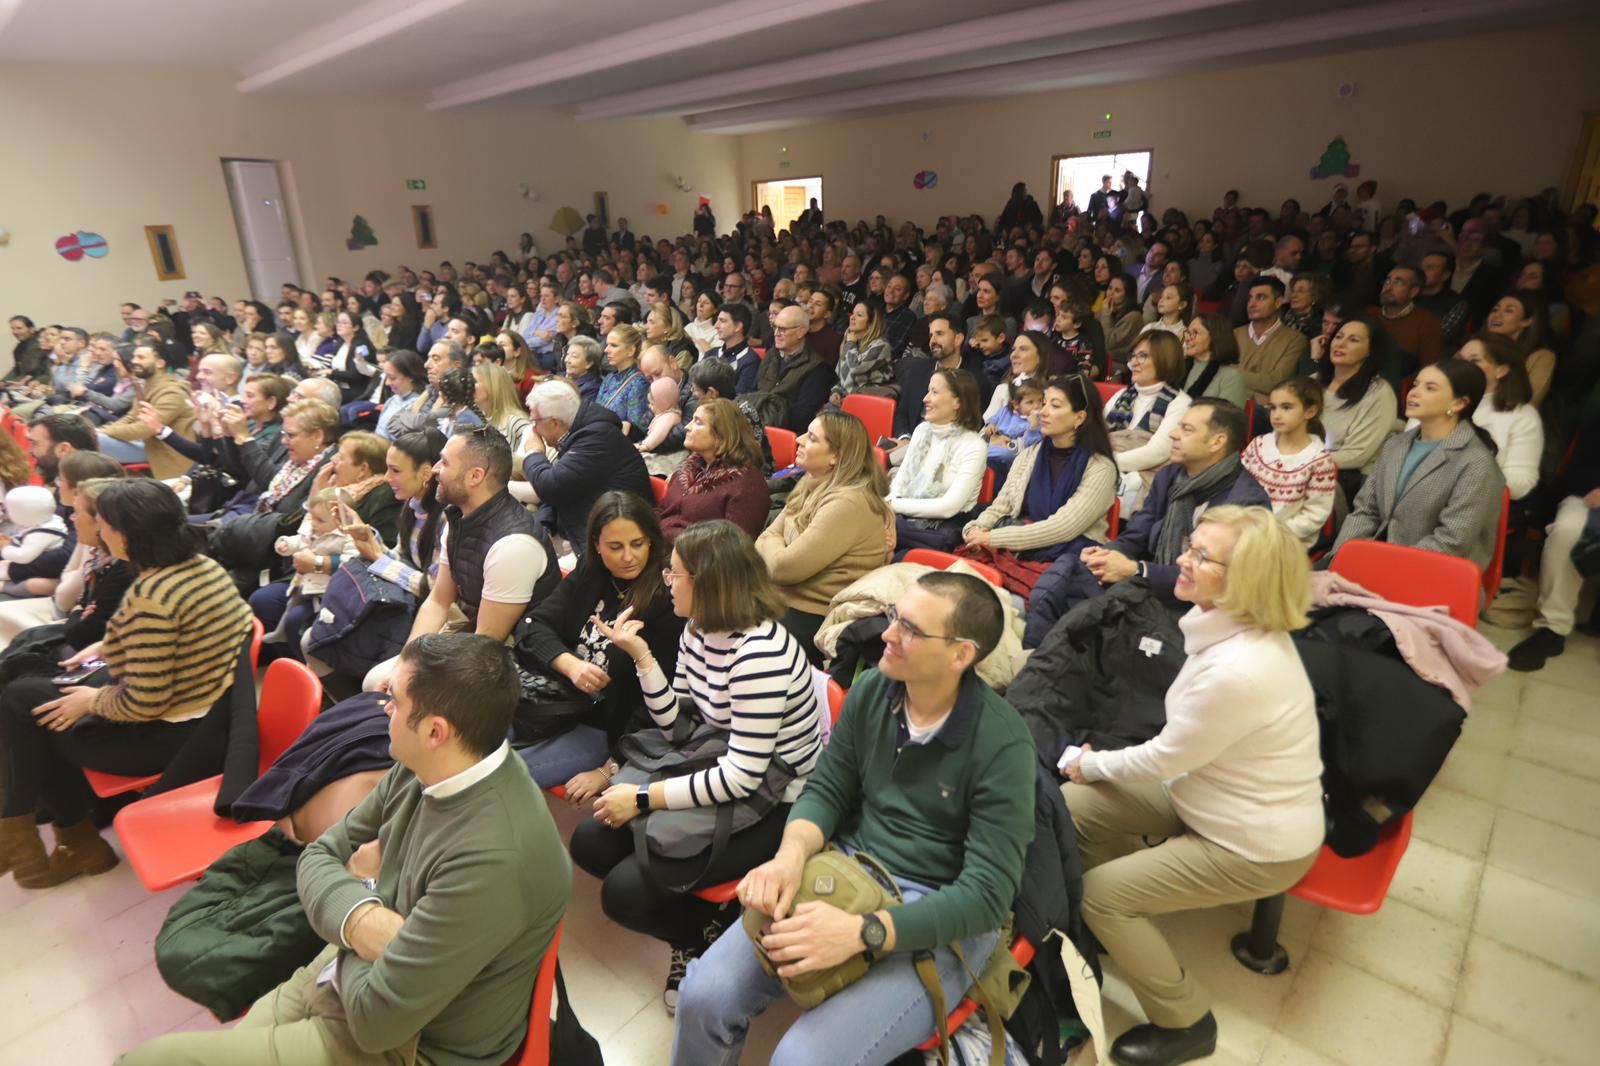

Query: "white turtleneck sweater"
left=887, top=420, right=987, bottom=520
left=1080, top=606, right=1326, bottom=862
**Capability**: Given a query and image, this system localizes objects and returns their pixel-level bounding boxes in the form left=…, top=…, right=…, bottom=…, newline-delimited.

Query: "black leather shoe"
left=1110, top=1012, right=1218, bottom=1066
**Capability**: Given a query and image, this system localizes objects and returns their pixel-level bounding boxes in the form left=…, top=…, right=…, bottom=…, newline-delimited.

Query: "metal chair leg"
left=1230, top=894, right=1290, bottom=974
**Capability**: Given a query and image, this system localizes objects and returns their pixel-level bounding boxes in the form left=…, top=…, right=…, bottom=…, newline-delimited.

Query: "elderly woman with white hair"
left=520, top=378, right=655, bottom=554
left=1061, top=506, right=1323, bottom=1066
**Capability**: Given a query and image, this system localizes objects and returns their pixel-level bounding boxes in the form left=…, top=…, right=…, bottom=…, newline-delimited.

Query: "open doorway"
left=1050, top=151, right=1153, bottom=224
left=752, top=175, right=822, bottom=234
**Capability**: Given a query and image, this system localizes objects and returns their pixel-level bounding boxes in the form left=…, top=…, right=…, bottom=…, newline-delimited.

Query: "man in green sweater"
left=120, top=634, right=571, bottom=1066
left=671, top=571, right=1036, bottom=1066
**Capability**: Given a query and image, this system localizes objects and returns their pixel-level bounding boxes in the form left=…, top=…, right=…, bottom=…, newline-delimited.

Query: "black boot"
left=1110, top=1011, right=1218, bottom=1066
left=1507, top=627, right=1565, bottom=673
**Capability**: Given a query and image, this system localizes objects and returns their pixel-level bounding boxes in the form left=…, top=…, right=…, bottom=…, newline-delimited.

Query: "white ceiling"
left=0, top=0, right=1591, bottom=132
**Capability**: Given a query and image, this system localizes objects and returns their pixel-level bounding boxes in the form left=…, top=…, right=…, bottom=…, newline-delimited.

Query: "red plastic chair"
left=1328, top=539, right=1480, bottom=627
left=976, top=467, right=996, bottom=505
left=1106, top=498, right=1121, bottom=539
left=1480, top=488, right=1510, bottom=611
left=766, top=426, right=797, bottom=469
left=1233, top=813, right=1414, bottom=974
left=1195, top=298, right=1222, bottom=315
left=917, top=936, right=1036, bottom=1053
left=841, top=394, right=896, bottom=444
left=649, top=476, right=669, bottom=506
left=693, top=678, right=847, bottom=906
left=901, top=548, right=1003, bottom=589
left=113, top=659, right=324, bottom=891
left=503, top=921, right=564, bottom=1066
left=1094, top=381, right=1120, bottom=407
left=83, top=619, right=265, bottom=800
left=873, top=446, right=889, bottom=471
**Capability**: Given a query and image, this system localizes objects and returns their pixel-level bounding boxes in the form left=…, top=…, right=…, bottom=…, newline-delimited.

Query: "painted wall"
left=736, top=23, right=1600, bottom=231
left=0, top=65, right=739, bottom=331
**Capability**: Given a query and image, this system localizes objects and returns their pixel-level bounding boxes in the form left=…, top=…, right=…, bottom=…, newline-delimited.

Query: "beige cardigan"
left=963, top=446, right=1116, bottom=552
left=756, top=482, right=892, bottom=616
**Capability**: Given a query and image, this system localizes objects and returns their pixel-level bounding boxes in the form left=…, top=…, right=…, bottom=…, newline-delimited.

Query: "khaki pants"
left=118, top=945, right=420, bottom=1066
left=1064, top=780, right=1317, bottom=1028
left=1536, top=495, right=1589, bottom=635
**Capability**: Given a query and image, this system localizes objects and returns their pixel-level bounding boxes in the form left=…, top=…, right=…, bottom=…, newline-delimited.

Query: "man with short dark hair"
left=582, top=213, right=607, bottom=257
left=891, top=312, right=989, bottom=441
left=1449, top=222, right=1505, bottom=323
left=1417, top=251, right=1470, bottom=349
left=27, top=413, right=96, bottom=484
left=1262, top=233, right=1306, bottom=291
left=837, top=254, right=868, bottom=323
left=96, top=340, right=194, bottom=478
left=804, top=288, right=841, bottom=365
left=1023, top=399, right=1269, bottom=646
left=1377, top=264, right=1444, bottom=372
left=705, top=303, right=760, bottom=395
left=1233, top=276, right=1308, bottom=408
left=613, top=216, right=635, bottom=251
left=1333, top=230, right=1384, bottom=307
left=1133, top=239, right=1171, bottom=304
left=672, top=571, right=1035, bottom=1066
left=881, top=273, right=917, bottom=359
left=123, top=631, right=571, bottom=1066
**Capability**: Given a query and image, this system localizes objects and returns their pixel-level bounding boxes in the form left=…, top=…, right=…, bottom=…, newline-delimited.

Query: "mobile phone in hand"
left=53, top=658, right=107, bottom=685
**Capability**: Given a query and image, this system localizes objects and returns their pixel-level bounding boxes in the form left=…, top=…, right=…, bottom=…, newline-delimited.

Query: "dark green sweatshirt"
left=788, top=669, right=1035, bottom=952
left=298, top=747, right=570, bottom=1066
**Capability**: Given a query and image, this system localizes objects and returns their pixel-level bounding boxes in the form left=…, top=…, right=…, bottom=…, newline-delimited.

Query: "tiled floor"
left=2, top=626, right=1597, bottom=1066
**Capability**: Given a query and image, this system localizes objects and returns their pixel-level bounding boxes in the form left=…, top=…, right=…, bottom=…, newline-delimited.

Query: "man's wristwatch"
left=360, top=877, right=377, bottom=891
left=860, top=912, right=888, bottom=960
left=635, top=785, right=651, bottom=812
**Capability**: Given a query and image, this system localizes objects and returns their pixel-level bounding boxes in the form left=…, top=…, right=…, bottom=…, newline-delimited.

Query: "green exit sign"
left=1093, top=130, right=1112, bottom=140
left=406, top=179, right=427, bottom=190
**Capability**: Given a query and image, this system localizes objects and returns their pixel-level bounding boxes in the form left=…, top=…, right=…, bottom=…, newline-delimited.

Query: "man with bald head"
left=754, top=305, right=832, bottom=433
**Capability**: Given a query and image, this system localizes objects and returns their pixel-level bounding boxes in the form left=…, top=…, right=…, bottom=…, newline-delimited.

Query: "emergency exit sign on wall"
left=1093, top=130, right=1112, bottom=140
left=406, top=179, right=427, bottom=190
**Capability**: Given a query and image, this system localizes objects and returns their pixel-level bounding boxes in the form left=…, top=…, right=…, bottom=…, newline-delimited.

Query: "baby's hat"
left=4, top=485, right=58, bottom=528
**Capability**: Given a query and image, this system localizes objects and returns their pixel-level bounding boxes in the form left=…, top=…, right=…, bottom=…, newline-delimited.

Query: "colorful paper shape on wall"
left=913, top=170, right=938, bottom=190
left=1309, top=137, right=1361, bottom=180
left=654, top=202, right=670, bottom=215
left=549, top=207, right=585, bottom=236
left=56, top=231, right=108, bottom=260
left=347, top=215, right=379, bottom=251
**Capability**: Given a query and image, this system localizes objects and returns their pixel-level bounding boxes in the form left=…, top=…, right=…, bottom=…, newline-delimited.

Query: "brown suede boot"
left=16, top=818, right=119, bottom=889
left=0, top=814, right=49, bottom=883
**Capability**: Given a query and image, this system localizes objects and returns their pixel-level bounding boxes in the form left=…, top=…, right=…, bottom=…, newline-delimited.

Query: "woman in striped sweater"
left=571, top=519, right=823, bottom=1014
left=0, top=480, right=252, bottom=889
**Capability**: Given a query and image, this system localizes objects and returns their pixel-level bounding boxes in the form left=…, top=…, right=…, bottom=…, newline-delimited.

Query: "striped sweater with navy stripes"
left=638, top=619, right=822, bottom=810
left=92, top=554, right=254, bottom=724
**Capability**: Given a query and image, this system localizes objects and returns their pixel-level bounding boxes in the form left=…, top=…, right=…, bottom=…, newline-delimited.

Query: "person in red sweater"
left=657, top=398, right=769, bottom=542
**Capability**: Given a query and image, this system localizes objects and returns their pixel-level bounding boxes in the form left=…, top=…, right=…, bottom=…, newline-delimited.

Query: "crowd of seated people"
left=0, top=174, right=1596, bottom=1066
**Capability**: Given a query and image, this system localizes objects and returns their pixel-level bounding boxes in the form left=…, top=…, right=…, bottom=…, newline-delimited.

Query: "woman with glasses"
left=1106, top=333, right=1191, bottom=512
left=755, top=411, right=894, bottom=663
left=1179, top=312, right=1247, bottom=408
left=1061, top=505, right=1323, bottom=1066
left=571, top=519, right=822, bottom=1013
left=960, top=373, right=1117, bottom=598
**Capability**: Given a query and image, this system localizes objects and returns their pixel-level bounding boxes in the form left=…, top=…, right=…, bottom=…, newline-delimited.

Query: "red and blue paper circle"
left=913, top=170, right=938, bottom=190
left=56, top=231, right=108, bottom=261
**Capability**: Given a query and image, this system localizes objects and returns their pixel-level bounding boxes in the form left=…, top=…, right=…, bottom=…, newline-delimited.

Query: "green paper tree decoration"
left=349, top=215, right=379, bottom=249
left=1310, top=137, right=1361, bottom=180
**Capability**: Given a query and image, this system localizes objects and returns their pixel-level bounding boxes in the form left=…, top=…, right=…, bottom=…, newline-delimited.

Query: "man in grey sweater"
left=121, top=633, right=571, bottom=1066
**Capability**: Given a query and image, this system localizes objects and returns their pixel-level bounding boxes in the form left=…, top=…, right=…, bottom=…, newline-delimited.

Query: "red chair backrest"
left=649, top=476, right=669, bottom=506
left=255, top=659, right=323, bottom=776
left=1094, top=381, right=1121, bottom=407
left=841, top=394, right=895, bottom=443
left=505, top=921, right=564, bottom=1066
left=873, top=446, right=888, bottom=470
left=766, top=426, right=797, bottom=469
left=247, top=617, right=265, bottom=680
left=1106, top=498, right=1121, bottom=538
left=977, top=467, right=996, bottom=505
left=1481, top=487, right=1510, bottom=605
left=901, top=548, right=1003, bottom=588
left=826, top=679, right=846, bottom=726
left=1329, top=540, right=1480, bottom=627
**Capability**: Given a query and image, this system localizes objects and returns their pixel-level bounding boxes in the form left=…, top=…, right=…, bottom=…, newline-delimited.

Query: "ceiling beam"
left=685, top=0, right=1581, bottom=132
left=578, top=0, right=1250, bottom=121
left=236, top=0, right=474, bottom=93
left=427, top=0, right=884, bottom=111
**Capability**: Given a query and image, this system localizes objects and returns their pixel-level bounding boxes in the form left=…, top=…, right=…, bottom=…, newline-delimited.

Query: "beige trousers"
left=1064, top=780, right=1317, bottom=1028
left=118, top=945, right=419, bottom=1066
left=1536, top=495, right=1590, bottom=635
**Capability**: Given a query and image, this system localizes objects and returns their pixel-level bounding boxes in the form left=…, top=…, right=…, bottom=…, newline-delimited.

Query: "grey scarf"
left=1153, top=454, right=1242, bottom=565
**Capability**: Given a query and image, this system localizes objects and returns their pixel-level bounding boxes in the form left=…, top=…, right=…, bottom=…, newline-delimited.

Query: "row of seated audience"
left=0, top=177, right=1595, bottom=1066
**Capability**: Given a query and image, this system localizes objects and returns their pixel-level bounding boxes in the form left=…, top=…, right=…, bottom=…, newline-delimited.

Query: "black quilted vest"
left=444, top=490, right=557, bottom=624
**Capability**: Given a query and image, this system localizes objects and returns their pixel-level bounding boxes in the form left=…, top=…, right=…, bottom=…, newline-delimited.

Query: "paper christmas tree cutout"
left=348, top=215, right=379, bottom=250
left=1310, top=137, right=1360, bottom=180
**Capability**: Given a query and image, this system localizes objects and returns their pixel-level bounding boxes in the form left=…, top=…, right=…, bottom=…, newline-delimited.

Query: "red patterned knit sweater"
left=1240, top=433, right=1338, bottom=546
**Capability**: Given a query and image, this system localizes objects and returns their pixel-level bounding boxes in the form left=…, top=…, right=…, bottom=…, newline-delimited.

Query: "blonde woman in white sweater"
left=1062, top=506, right=1323, bottom=1066
left=1456, top=333, right=1543, bottom=501
left=888, top=368, right=988, bottom=552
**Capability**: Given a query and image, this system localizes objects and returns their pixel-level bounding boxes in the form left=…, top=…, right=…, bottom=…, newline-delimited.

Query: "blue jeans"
left=97, top=433, right=147, bottom=463
left=515, top=725, right=609, bottom=788
left=671, top=877, right=999, bottom=1066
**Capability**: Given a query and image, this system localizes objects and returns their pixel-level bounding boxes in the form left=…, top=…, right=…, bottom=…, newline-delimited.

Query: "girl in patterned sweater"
left=1242, top=376, right=1338, bottom=548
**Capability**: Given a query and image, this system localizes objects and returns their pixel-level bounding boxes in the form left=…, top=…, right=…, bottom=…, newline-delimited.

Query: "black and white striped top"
left=639, top=619, right=822, bottom=810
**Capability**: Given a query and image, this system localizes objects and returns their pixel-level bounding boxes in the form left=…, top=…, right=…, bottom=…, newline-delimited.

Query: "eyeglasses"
left=660, top=568, right=689, bottom=585
left=884, top=606, right=974, bottom=647
left=1127, top=351, right=1151, bottom=363
left=1179, top=536, right=1229, bottom=570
